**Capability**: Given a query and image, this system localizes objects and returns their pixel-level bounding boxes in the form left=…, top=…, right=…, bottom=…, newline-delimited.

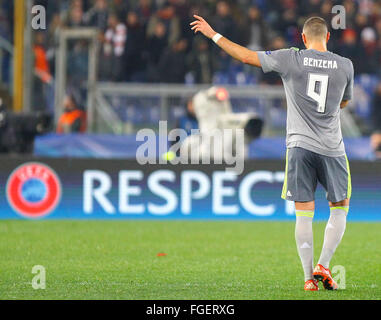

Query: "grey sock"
left=295, top=211, right=314, bottom=281
left=318, top=207, right=349, bottom=269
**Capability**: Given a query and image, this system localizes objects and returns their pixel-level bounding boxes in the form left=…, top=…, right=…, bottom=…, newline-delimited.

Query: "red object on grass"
left=157, top=253, right=167, bottom=257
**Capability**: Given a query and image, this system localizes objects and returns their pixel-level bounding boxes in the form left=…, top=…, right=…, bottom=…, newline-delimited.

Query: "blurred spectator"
left=210, top=1, right=238, bottom=72
left=177, top=98, right=199, bottom=136
left=33, top=32, right=52, bottom=112
left=124, top=11, right=146, bottom=82
left=146, top=21, right=168, bottom=82
left=371, top=83, right=381, bottom=159
left=147, top=3, right=181, bottom=46
left=46, top=13, right=63, bottom=54
left=343, top=0, right=358, bottom=28
left=34, top=32, right=52, bottom=85
left=337, top=29, right=361, bottom=65
left=275, top=6, right=299, bottom=44
left=158, top=38, right=188, bottom=83
left=170, top=0, right=191, bottom=38
left=357, top=27, right=380, bottom=74
left=57, top=94, right=87, bottom=134
left=187, top=38, right=215, bottom=84
left=244, top=6, right=268, bottom=51
left=320, top=0, right=333, bottom=22
left=170, top=97, right=199, bottom=157
left=372, top=84, right=381, bottom=129
left=135, top=0, right=154, bottom=25
left=105, top=13, right=127, bottom=57
left=354, top=13, right=368, bottom=34
left=100, top=13, right=127, bottom=81
left=84, top=0, right=109, bottom=31
left=212, top=1, right=237, bottom=41
left=63, top=2, right=85, bottom=27
left=179, top=97, right=199, bottom=135
left=110, top=0, right=130, bottom=22
left=0, top=2, right=12, bottom=86
left=300, top=0, right=322, bottom=16
left=4, top=0, right=381, bottom=87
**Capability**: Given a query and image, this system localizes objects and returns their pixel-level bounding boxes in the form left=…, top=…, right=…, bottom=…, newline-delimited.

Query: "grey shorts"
left=281, top=147, right=352, bottom=203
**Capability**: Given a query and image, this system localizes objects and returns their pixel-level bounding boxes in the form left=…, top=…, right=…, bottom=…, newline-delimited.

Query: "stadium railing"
left=92, top=82, right=361, bottom=138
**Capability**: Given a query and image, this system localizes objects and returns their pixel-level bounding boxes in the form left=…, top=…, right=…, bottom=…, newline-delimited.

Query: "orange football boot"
left=304, top=279, right=319, bottom=291
left=313, top=264, right=338, bottom=290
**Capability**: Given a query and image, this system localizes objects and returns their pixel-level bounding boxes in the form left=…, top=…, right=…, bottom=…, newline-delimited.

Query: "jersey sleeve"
left=342, top=60, right=354, bottom=101
left=257, top=49, right=294, bottom=76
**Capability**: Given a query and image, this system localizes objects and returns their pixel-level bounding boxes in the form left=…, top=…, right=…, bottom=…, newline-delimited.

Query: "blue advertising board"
left=0, top=157, right=380, bottom=221
left=34, top=134, right=375, bottom=161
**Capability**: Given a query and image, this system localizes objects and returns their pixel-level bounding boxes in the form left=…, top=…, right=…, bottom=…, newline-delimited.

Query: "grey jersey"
left=258, top=48, right=354, bottom=157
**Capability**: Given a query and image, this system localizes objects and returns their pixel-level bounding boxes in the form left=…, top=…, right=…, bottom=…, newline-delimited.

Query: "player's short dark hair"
left=303, top=17, right=328, bottom=39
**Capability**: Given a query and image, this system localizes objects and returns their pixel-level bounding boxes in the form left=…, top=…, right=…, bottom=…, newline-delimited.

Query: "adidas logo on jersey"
left=287, top=190, right=292, bottom=197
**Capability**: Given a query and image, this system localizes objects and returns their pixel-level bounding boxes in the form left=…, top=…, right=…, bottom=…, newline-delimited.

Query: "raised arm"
left=190, top=15, right=261, bottom=68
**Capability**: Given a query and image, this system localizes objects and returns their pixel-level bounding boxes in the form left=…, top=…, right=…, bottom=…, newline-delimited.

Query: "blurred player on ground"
left=191, top=15, right=354, bottom=291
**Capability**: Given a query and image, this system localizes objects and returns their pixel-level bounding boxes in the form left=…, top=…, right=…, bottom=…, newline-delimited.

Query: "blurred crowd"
left=16, top=0, right=381, bottom=85
left=1, top=0, right=381, bottom=88
left=1, top=0, right=381, bottom=86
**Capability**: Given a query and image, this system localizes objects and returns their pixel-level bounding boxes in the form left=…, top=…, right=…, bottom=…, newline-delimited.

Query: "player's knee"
left=295, top=201, right=315, bottom=211
left=330, top=199, right=350, bottom=207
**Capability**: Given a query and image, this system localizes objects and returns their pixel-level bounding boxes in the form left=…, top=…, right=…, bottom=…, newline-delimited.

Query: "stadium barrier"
left=91, top=83, right=362, bottom=138
left=34, top=134, right=374, bottom=160
left=0, top=157, right=380, bottom=221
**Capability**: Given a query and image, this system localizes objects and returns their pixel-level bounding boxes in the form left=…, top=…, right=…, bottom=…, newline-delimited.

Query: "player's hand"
left=190, top=15, right=217, bottom=39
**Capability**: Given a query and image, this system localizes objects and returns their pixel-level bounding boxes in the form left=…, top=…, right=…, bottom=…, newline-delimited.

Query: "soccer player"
left=191, top=15, right=353, bottom=291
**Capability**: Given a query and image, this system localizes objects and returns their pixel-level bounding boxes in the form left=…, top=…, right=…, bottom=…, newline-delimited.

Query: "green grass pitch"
left=0, top=220, right=380, bottom=300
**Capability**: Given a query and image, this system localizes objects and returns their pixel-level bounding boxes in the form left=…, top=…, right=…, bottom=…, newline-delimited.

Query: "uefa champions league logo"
left=6, top=163, right=62, bottom=219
